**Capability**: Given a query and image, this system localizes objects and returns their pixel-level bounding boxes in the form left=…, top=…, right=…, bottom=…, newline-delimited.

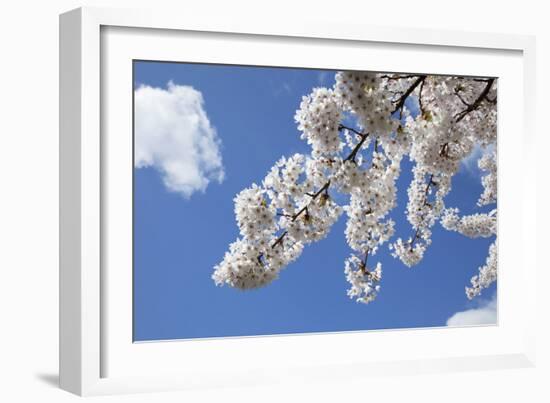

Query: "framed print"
left=59, top=6, right=537, bottom=396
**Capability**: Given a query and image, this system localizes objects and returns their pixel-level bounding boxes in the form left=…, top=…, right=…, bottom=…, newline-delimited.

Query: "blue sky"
left=133, top=61, right=497, bottom=342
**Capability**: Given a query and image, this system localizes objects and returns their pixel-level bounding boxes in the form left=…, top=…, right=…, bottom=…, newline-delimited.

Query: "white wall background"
left=0, top=1, right=547, bottom=401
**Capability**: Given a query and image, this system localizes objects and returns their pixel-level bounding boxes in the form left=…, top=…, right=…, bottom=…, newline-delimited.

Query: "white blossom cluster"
left=213, top=153, right=343, bottom=290
left=390, top=167, right=451, bottom=265
left=334, top=71, right=397, bottom=138
left=389, top=238, right=426, bottom=268
left=440, top=205, right=497, bottom=296
left=384, top=76, right=498, bottom=299
left=454, top=82, right=497, bottom=147
left=342, top=152, right=399, bottom=267
left=344, top=255, right=382, bottom=304
left=295, top=88, right=342, bottom=158
left=466, top=241, right=498, bottom=299
left=407, top=110, right=475, bottom=175
left=212, top=238, right=303, bottom=290
left=234, top=184, right=277, bottom=240
left=477, top=151, right=497, bottom=206
left=416, top=76, right=497, bottom=148
left=213, top=70, right=498, bottom=303
left=441, top=208, right=497, bottom=238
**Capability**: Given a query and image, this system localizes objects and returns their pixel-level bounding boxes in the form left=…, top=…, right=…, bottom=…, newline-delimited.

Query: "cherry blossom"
left=441, top=208, right=497, bottom=238
left=344, top=254, right=382, bottom=304
left=466, top=241, right=498, bottom=299
left=477, top=151, right=497, bottom=206
left=213, top=71, right=498, bottom=303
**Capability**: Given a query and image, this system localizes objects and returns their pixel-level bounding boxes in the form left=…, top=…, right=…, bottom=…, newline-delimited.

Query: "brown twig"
left=391, top=75, right=427, bottom=115
left=271, top=126, right=370, bottom=249
left=338, top=124, right=367, bottom=138
left=381, top=74, right=419, bottom=80
left=453, top=87, right=471, bottom=107
left=454, top=78, right=495, bottom=122
left=344, top=134, right=369, bottom=163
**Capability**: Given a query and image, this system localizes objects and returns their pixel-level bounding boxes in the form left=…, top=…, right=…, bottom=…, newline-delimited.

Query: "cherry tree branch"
left=271, top=126, right=369, bottom=249
left=455, top=78, right=495, bottom=122
left=358, top=248, right=380, bottom=281
left=381, top=74, right=419, bottom=80
left=407, top=80, right=495, bottom=250
left=271, top=231, right=288, bottom=248
left=338, top=124, right=369, bottom=162
left=409, top=174, right=436, bottom=249
left=291, top=182, right=330, bottom=221
left=391, top=75, right=427, bottom=115
left=453, top=87, right=471, bottom=107
left=345, top=134, right=369, bottom=163
left=271, top=181, right=330, bottom=248
left=338, top=124, right=366, bottom=138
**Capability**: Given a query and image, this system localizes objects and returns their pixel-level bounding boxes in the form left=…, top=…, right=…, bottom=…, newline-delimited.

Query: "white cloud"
left=446, top=294, right=497, bottom=327
left=134, top=82, right=224, bottom=198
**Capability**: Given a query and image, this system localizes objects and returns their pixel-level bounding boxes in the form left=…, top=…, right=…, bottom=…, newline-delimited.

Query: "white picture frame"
left=59, top=6, right=537, bottom=396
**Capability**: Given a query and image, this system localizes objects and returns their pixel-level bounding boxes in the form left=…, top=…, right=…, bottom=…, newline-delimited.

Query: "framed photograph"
left=59, top=6, right=537, bottom=396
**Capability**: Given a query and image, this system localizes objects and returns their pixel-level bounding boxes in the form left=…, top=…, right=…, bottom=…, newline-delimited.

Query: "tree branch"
left=391, top=75, right=427, bottom=115
left=359, top=249, right=380, bottom=281
left=271, top=126, right=370, bottom=250
left=344, top=134, right=369, bottom=163
left=271, top=231, right=287, bottom=248
left=409, top=174, right=436, bottom=250
left=381, top=74, right=419, bottom=81
left=271, top=181, right=331, bottom=248
left=338, top=124, right=367, bottom=138
left=454, top=78, right=495, bottom=122
left=453, top=87, right=471, bottom=107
